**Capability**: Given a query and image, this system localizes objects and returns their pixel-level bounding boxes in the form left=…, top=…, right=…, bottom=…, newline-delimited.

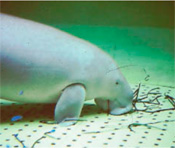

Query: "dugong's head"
left=93, top=56, right=134, bottom=115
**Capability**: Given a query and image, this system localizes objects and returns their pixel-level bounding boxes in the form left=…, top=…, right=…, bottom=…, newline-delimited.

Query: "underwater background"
left=0, top=1, right=174, bottom=148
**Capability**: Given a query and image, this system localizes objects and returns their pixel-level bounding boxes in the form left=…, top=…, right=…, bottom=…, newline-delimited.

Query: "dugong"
left=0, top=13, right=133, bottom=124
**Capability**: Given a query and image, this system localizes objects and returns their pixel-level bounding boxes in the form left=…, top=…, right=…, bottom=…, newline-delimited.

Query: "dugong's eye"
left=115, top=81, right=119, bottom=85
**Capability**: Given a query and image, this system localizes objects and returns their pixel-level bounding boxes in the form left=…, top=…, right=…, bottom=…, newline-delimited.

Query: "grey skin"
left=0, top=13, right=134, bottom=124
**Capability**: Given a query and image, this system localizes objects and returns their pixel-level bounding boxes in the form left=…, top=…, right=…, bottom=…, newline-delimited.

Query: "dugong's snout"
left=110, top=88, right=134, bottom=115
left=95, top=88, right=134, bottom=115
left=110, top=97, right=133, bottom=115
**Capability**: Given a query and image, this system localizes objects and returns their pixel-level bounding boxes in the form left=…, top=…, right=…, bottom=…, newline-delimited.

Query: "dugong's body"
left=0, top=13, right=133, bottom=124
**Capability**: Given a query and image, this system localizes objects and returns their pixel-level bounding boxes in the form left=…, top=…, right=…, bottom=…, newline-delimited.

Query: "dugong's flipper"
left=54, top=84, right=86, bottom=125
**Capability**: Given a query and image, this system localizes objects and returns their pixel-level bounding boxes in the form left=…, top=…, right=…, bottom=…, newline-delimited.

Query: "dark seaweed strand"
left=149, top=84, right=175, bottom=89
left=144, top=75, right=150, bottom=81
left=132, top=84, right=166, bottom=112
left=164, top=94, right=175, bottom=108
left=128, top=120, right=175, bottom=132
left=134, top=101, right=175, bottom=114
left=143, top=108, right=175, bottom=113
left=135, top=89, right=175, bottom=113
left=31, top=136, right=46, bottom=148
left=150, top=95, right=162, bottom=105
left=132, top=84, right=140, bottom=105
left=168, top=99, right=175, bottom=108
left=136, top=95, right=162, bottom=106
left=132, top=83, right=142, bottom=111
left=139, top=87, right=160, bottom=98
left=13, top=134, right=26, bottom=148
left=133, top=83, right=141, bottom=97
left=31, top=129, right=59, bottom=147
left=143, top=68, right=150, bottom=81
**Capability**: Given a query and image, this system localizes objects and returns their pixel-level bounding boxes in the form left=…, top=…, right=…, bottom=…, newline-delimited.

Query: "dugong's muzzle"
left=95, top=90, right=134, bottom=115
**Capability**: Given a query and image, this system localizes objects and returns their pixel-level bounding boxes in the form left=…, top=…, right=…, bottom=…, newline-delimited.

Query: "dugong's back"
left=0, top=13, right=106, bottom=103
